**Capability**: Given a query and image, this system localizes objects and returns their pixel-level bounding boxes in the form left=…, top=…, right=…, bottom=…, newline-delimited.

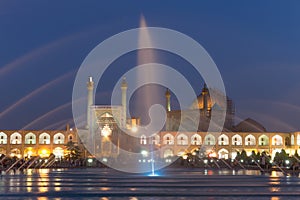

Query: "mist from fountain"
left=137, top=15, right=161, bottom=176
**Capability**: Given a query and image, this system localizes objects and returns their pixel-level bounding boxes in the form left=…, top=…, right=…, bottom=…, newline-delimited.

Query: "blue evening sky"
left=0, top=1, right=299, bottom=131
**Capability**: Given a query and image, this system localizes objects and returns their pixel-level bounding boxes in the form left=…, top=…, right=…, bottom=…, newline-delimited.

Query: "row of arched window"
left=0, top=132, right=73, bottom=145
left=141, top=133, right=300, bottom=146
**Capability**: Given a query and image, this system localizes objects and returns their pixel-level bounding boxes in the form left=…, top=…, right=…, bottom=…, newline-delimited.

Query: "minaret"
left=165, top=88, right=171, bottom=112
left=202, top=84, right=208, bottom=111
left=121, top=77, right=128, bottom=128
left=86, top=76, right=94, bottom=129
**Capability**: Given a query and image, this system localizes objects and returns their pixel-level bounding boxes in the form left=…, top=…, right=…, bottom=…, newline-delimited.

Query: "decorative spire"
left=202, top=83, right=208, bottom=94
left=165, top=88, right=171, bottom=112
left=165, top=88, right=171, bottom=97
left=121, top=77, right=128, bottom=89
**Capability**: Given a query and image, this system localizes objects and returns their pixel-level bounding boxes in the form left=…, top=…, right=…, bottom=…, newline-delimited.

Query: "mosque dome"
left=234, top=118, right=266, bottom=132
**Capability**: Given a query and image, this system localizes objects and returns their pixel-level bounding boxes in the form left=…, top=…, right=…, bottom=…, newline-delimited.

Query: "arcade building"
left=0, top=77, right=300, bottom=161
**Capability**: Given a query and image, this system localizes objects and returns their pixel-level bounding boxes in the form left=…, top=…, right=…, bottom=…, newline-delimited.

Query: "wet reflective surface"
left=0, top=168, right=300, bottom=199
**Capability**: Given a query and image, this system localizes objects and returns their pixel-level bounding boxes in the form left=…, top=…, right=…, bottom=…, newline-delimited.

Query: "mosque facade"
left=84, top=77, right=300, bottom=161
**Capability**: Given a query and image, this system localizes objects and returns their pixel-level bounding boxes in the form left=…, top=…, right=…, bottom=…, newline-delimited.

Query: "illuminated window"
left=291, top=135, right=295, bottom=145
left=191, top=134, right=201, bottom=145
left=140, top=135, right=147, bottom=145
left=218, top=134, right=229, bottom=145
left=297, top=135, right=300, bottom=145
left=177, top=134, right=188, bottom=145
left=232, top=134, right=242, bottom=146
left=10, top=132, right=22, bottom=144
left=151, top=134, right=160, bottom=145
left=245, top=135, right=256, bottom=146
left=39, top=133, right=50, bottom=144
left=25, top=133, right=36, bottom=145
left=205, top=134, right=215, bottom=146
left=53, top=147, right=64, bottom=158
left=163, top=134, right=174, bottom=145
left=272, top=135, right=283, bottom=146
left=54, top=133, right=65, bottom=144
left=258, top=135, right=269, bottom=146
left=0, top=132, right=7, bottom=144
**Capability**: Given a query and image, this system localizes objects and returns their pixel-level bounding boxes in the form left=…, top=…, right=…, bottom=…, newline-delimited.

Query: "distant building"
left=0, top=125, right=77, bottom=159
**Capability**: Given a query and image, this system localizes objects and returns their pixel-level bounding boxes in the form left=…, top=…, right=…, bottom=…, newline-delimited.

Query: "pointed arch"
left=25, top=132, right=36, bottom=144
left=191, top=134, right=201, bottom=145
left=39, top=132, right=50, bottom=144
left=163, top=133, right=174, bottom=145
left=10, top=132, right=22, bottom=144
left=245, top=134, right=256, bottom=146
left=54, top=133, right=65, bottom=144
left=53, top=147, right=64, bottom=158
left=218, top=134, right=229, bottom=145
left=258, top=135, right=269, bottom=146
left=291, top=135, right=295, bottom=145
left=297, top=134, right=300, bottom=145
left=100, top=112, right=113, bottom=118
left=140, top=135, right=147, bottom=145
left=0, top=132, right=7, bottom=144
left=272, top=135, right=283, bottom=146
left=232, top=134, right=242, bottom=146
left=204, top=134, right=215, bottom=146
left=151, top=134, right=160, bottom=145
left=177, top=133, right=188, bottom=145
left=218, top=148, right=229, bottom=159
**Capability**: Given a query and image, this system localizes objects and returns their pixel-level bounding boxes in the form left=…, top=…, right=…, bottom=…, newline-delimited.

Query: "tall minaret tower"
left=121, top=77, right=128, bottom=128
left=202, top=83, right=208, bottom=111
left=165, top=88, right=171, bottom=112
left=86, top=76, right=94, bottom=129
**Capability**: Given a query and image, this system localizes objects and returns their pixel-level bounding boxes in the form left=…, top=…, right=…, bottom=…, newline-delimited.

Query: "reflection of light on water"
left=54, top=181, right=61, bottom=191
left=270, top=187, right=281, bottom=192
left=129, top=197, right=139, bottom=200
left=271, top=197, right=280, bottom=200
left=27, top=169, right=33, bottom=175
left=9, top=177, right=20, bottom=192
left=100, top=187, right=111, bottom=191
left=38, top=170, right=49, bottom=193
left=148, top=172, right=160, bottom=177
left=39, top=169, right=50, bottom=174
left=270, top=171, right=285, bottom=177
left=37, top=197, right=49, bottom=200
left=271, top=171, right=279, bottom=177
left=26, top=177, right=32, bottom=192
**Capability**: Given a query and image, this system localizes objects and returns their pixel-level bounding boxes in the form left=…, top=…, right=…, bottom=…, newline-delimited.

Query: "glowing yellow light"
left=208, top=152, right=217, bottom=158
left=141, top=150, right=148, bottom=157
left=101, top=125, right=111, bottom=137
left=182, top=155, right=188, bottom=160
left=131, top=126, right=138, bottom=133
left=40, top=149, right=49, bottom=157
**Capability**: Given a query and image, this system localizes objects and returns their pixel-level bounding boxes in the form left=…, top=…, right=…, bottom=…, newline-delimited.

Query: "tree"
left=294, top=150, right=299, bottom=159
left=273, top=149, right=289, bottom=166
left=65, top=141, right=81, bottom=160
